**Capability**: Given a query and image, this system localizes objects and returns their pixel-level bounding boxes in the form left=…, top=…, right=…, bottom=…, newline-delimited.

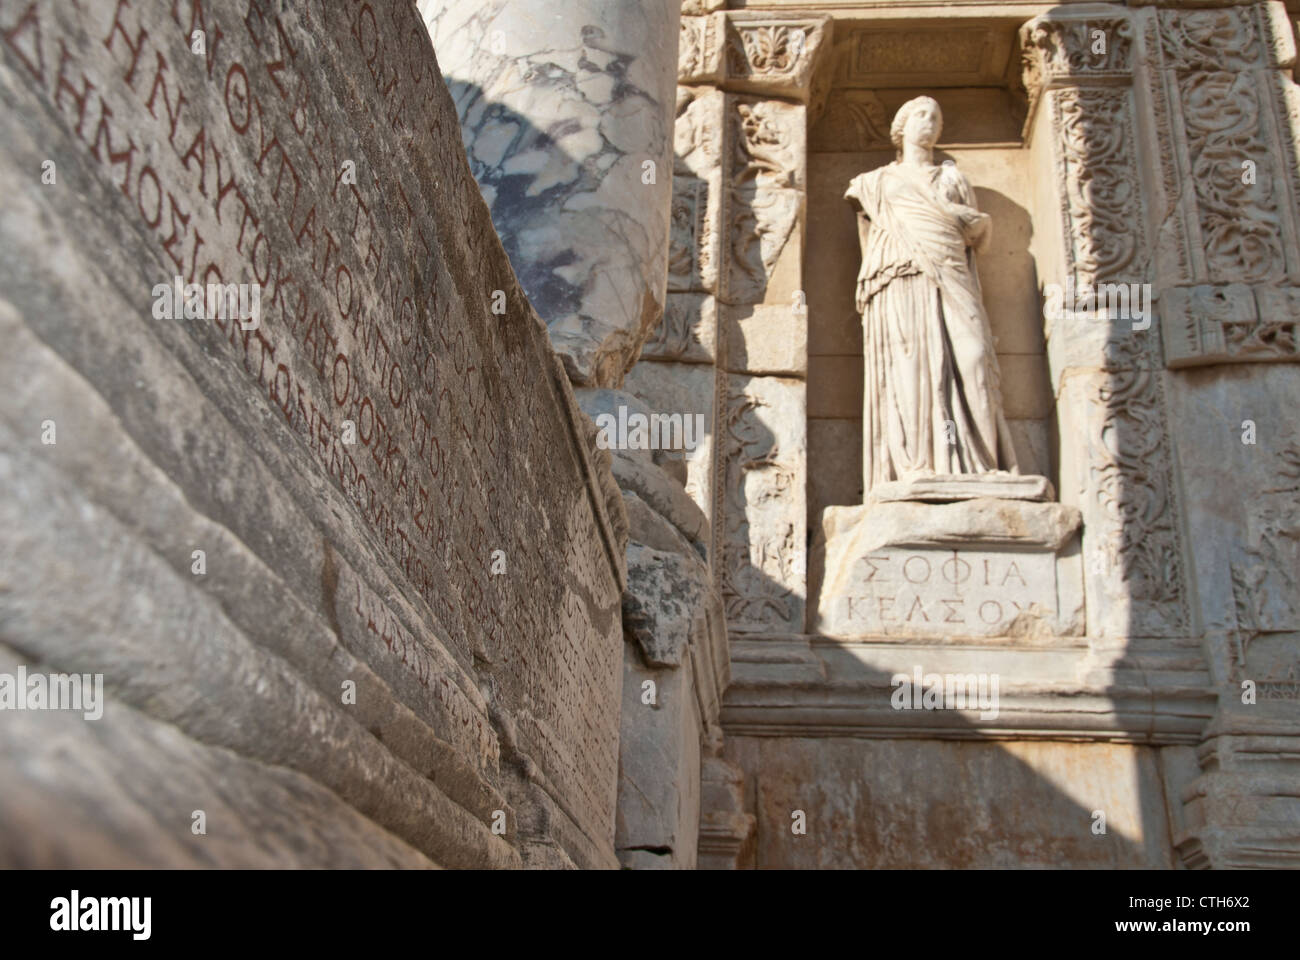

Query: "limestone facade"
left=641, top=0, right=1300, bottom=869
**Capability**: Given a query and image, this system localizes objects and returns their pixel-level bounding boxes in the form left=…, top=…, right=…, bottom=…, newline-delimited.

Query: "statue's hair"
left=890, top=96, right=943, bottom=150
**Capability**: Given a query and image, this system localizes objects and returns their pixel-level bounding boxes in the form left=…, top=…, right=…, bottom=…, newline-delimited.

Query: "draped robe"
left=845, top=161, right=1019, bottom=495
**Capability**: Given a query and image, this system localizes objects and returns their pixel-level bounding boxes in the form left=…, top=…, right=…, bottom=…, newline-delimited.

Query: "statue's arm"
left=945, top=168, right=992, bottom=253
left=845, top=174, right=874, bottom=249
left=962, top=207, right=992, bottom=253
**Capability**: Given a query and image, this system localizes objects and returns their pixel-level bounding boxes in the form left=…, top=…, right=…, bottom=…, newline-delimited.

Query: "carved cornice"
left=1019, top=6, right=1135, bottom=137
left=720, top=637, right=1215, bottom=743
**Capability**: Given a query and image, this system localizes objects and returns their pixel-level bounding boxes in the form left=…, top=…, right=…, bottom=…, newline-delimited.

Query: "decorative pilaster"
left=1035, top=0, right=1300, bottom=869
left=634, top=10, right=831, bottom=639
left=1021, top=5, right=1191, bottom=641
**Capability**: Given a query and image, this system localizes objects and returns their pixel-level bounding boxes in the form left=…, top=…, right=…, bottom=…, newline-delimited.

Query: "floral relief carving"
left=1086, top=339, right=1189, bottom=637
left=1179, top=72, right=1283, bottom=284
left=725, top=98, right=801, bottom=304
left=1158, top=9, right=1259, bottom=72
left=1051, top=86, right=1146, bottom=285
left=727, top=24, right=805, bottom=78
left=720, top=386, right=800, bottom=632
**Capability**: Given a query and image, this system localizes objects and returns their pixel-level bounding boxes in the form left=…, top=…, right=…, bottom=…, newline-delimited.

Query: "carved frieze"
left=641, top=294, right=716, bottom=365
left=1049, top=86, right=1147, bottom=287
left=1227, top=633, right=1300, bottom=702
left=670, top=88, right=724, bottom=295
left=835, top=26, right=1003, bottom=88
left=723, top=96, right=803, bottom=305
left=669, top=177, right=711, bottom=293
left=718, top=375, right=806, bottom=634
left=1230, top=436, right=1300, bottom=644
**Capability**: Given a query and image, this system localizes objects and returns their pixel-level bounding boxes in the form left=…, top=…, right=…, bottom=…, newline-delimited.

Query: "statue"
left=845, top=96, right=1023, bottom=500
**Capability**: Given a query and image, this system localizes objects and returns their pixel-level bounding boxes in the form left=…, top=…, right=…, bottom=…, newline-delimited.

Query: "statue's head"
left=890, top=96, right=943, bottom=152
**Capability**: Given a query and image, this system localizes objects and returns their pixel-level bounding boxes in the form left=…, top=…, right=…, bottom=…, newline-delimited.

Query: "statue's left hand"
left=955, top=207, right=992, bottom=251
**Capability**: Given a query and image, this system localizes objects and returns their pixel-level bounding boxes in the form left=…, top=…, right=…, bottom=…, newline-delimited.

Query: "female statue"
left=845, top=96, right=1019, bottom=497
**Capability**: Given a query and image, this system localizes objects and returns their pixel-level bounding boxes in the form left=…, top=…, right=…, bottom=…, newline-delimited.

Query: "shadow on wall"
left=728, top=405, right=1170, bottom=868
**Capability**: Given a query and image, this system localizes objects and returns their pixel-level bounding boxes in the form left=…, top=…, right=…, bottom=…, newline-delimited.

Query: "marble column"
left=419, top=0, right=680, bottom=387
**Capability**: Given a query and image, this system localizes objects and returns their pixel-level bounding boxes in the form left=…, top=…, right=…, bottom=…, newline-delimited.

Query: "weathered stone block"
left=813, top=500, right=1083, bottom=639
left=718, top=374, right=807, bottom=634
left=724, top=302, right=807, bottom=376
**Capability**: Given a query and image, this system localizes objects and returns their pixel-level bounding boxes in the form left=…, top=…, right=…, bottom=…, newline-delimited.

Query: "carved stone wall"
left=1022, top=4, right=1190, bottom=641
left=0, top=0, right=627, bottom=869
left=1138, top=4, right=1300, bottom=367
left=640, top=11, right=830, bottom=647
left=4, top=0, right=1293, bottom=874
left=1024, top=0, right=1300, bottom=869
left=620, top=4, right=833, bottom=865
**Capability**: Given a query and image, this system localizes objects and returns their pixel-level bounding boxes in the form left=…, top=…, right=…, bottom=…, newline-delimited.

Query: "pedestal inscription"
left=813, top=500, right=1084, bottom=640
left=831, top=548, right=1058, bottom=638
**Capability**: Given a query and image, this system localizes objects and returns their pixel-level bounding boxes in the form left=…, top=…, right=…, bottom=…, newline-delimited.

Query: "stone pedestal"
left=813, top=498, right=1084, bottom=639
left=868, top=472, right=1054, bottom=504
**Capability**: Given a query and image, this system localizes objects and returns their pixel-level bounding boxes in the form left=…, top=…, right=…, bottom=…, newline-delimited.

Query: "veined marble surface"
left=422, top=0, right=680, bottom=387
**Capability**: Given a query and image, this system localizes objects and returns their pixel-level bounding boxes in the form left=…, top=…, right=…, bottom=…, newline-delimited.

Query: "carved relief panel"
left=1136, top=4, right=1300, bottom=367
